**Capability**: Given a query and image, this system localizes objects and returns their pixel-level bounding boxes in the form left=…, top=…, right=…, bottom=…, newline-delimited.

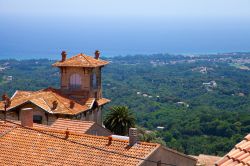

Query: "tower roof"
left=53, top=53, right=109, bottom=68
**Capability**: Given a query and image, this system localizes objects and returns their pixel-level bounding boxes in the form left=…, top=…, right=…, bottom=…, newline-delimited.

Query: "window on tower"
left=69, top=73, right=82, bottom=90
left=92, top=73, right=97, bottom=89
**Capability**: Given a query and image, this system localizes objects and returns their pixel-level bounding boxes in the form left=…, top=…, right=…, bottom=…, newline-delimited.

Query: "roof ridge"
left=10, top=90, right=19, bottom=100
left=50, top=92, right=74, bottom=114
left=56, top=118, right=95, bottom=124
left=52, top=52, right=109, bottom=68
left=38, top=98, right=52, bottom=112
left=0, top=125, right=17, bottom=138
left=162, top=146, right=198, bottom=161
left=81, top=53, right=94, bottom=67
left=8, top=121, right=158, bottom=146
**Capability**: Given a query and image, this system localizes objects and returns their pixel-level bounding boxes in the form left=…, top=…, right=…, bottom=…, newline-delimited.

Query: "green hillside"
left=1, top=53, right=250, bottom=156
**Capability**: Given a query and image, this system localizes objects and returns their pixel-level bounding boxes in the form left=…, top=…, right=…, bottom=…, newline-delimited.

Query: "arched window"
left=92, top=73, right=97, bottom=89
left=70, top=73, right=81, bottom=89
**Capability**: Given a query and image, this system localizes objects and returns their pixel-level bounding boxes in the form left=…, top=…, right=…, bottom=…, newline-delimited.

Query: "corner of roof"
left=244, top=133, right=250, bottom=140
left=136, top=143, right=160, bottom=166
left=92, top=122, right=112, bottom=134
left=10, top=90, right=19, bottom=100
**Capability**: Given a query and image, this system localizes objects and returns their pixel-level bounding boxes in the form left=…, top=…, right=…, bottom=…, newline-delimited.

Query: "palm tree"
left=104, top=106, right=136, bottom=136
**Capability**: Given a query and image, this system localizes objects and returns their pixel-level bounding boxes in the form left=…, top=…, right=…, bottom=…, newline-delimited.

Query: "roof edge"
left=161, top=146, right=198, bottom=161
left=137, top=144, right=161, bottom=166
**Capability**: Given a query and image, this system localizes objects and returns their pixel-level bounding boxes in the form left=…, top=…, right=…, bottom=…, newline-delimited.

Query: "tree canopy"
left=104, top=106, right=136, bottom=135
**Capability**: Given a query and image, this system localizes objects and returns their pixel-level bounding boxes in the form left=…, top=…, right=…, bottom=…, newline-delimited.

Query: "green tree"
left=104, top=106, right=136, bottom=135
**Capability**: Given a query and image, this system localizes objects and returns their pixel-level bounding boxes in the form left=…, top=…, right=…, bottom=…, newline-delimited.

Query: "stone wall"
left=60, top=67, right=102, bottom=99
left=140, top=146, right=197, bottom=166
left=86, top=123, right=112, bottom=136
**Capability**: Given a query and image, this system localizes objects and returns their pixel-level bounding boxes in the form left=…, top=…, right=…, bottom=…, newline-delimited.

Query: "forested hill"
left=1, top=52, right=250, bottom=156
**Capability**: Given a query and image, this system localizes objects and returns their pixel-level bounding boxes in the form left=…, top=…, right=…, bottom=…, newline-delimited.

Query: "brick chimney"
left=61, top=51, right=67, bottom=62
left=52, top=101, right=58, bottom=110
left=2, top=93, right=8, bottom=101
left=129, top=128, right=138, bottom=146
left=95, top=50, right=100, bottom=59
left=70, top=101, right=75, bottom=108
left=20, top=108, right=33, bottom=127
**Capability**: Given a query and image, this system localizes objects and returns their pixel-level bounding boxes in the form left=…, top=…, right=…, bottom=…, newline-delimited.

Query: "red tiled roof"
left=0, top=121, right=159, bottom=166
left=0, top=118, right=112, bottom=136
left=0, top=88, right=110, bottom=115
left=53, top=53, right=109, bottom=68
left=51, top=118, right=95, bottom=133
left=50, top=118, right=112, bottom=135
left=216, top=134, right=250, bottom=166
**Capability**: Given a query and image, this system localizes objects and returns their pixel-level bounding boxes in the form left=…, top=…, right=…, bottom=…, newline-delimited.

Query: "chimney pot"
left=65, top=128, right=69, bottom=139
left=108, top=135, right=113, bottom=145
left=69, top=101, right=75, bottom=109
left=129, top=128, right=138, bottom=146
left=2, top=93, right=11, bottom=108
left=52, top=101, right=58, bottom=110
left=2, top=93, right=8, bottom=101
left=61, top=51, right=67, bottom=62
left=95, top=50, right=100, bottom=59
left=20, top=108, right=33, bottom=127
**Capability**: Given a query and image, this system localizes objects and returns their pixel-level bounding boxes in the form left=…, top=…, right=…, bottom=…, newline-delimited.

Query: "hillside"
left=1, top=53, right=250, bottom=155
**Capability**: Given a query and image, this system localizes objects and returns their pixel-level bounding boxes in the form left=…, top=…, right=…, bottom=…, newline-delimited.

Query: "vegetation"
left=137, top=127, right=166, bottom=146
left=104, top=106, right=135, bottom=135
left=1, top=52, right=250, bottom=155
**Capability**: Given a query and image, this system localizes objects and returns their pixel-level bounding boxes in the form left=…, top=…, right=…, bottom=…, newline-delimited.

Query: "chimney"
left=52, top=101, right=58, bottom=110
left=2, top=93, right=8, bottom=101
left=108, top=135, right=112, bottom=145
left=65, top=128, right=69, bottom=139
left=95, top=50, right=100, bottom=59
left=20, top=108, right=33, bottom=127
left=69, top=101, right=75, bottom=109
left=2, top=93, right=11, bottom=107
left=61, top=51, right=67, bottom=62
left=129, top=128, right=138, bottom=146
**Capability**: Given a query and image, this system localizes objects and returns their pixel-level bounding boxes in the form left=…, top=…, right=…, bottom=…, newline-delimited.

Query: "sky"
left=0, top=0, right=250, bottom=59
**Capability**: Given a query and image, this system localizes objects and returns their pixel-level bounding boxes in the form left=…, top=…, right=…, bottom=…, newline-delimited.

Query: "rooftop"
left=216, top=134, right=250, bottom=166
left=0, top=87, right=110, bottom=115
left=53, top=53, right=109, bottom=68
left=49, top=118, right=112, bottom=135
left=1, top=118, right=112, bottom=136
left=0, top=121, right=160, bottom=166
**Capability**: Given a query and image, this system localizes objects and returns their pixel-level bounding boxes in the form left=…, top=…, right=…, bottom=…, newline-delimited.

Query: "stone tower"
left=53, top=51, right=109, bottom=100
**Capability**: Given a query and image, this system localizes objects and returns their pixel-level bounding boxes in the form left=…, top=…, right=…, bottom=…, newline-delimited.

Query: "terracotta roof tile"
left=0, top=88, right=110, bottom=115
left=0, top=122, right=159, bottom=166
left=1, top=118, right=112, bottom=136
left=53, top=53, right=109, bottom=68
left=97, top=98, right=111, bottom=106
left=49, top=118, right=111, bottom=135
left=216, top=134, right=250, bottom=166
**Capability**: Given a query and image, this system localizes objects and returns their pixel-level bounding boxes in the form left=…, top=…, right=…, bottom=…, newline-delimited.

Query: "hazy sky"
left=1, top=0, right=250, bottom=18
left=0, top=0, right=250, bottom=59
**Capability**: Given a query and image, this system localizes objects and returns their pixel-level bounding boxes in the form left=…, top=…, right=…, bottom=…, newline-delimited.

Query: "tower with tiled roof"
left=0, top=51, right=110, bottom=126
left=53, top=51, right=108, bottom=100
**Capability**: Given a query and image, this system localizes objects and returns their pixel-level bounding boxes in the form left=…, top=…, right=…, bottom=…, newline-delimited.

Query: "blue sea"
left=0, top=16, right=249, bottom=59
